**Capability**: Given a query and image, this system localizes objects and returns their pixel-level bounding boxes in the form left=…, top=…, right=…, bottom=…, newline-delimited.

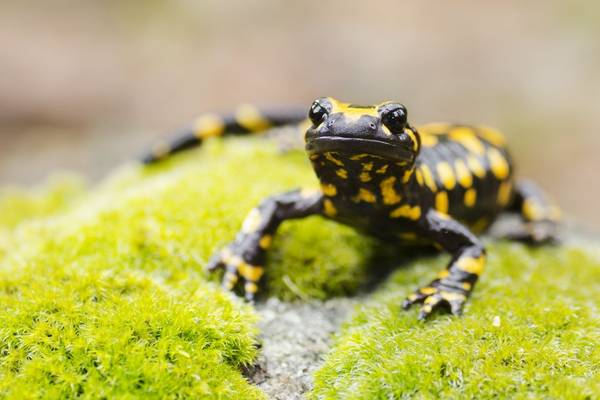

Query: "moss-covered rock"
left=310, top=242, right=600, bottom=399
left=0, top=138, right=372, bottom=398
left=1, top=137, right=598, bottom=398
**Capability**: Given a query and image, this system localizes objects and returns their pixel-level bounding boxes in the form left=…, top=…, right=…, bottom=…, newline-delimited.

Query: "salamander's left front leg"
left=206, top=188, right=324, bottom=301
left=403, top=210, right=486, bottom=320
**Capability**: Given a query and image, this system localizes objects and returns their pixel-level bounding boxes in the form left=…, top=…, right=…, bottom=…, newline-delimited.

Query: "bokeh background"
left=1, top=1, right=598, bottom=227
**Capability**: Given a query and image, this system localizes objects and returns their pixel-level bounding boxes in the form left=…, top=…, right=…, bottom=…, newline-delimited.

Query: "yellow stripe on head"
left=328, top=98, right=378, bottom=120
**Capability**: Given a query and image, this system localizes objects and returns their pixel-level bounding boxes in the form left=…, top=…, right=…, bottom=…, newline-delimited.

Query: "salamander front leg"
left=206, top=188, right=323, bottom=301
left=403, top=210, right=486, bottom=320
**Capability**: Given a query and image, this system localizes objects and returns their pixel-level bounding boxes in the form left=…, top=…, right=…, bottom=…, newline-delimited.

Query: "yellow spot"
left=402, top=169, right=413, bottom=184
left=435, top=191, right=449, bottom=214
left=320, top=183, right=337, bottom=196
left=235, top=104, right=271, bottom=132
left=464, top=188, right=477, bottom=207
left=350, top=153, right=369, bottom=160
left=449, top=127, right=486, bottom=155
left=454, top=159, right=473, bottom=188
left=424, top=296, right=440, bottom=305
left=152, top=142, right=170, bottom=159
left=328, top=98, right=378, bottom=119
left=437, top=269, right=450, bottom=279
left=487, top=148, right=510, bottom=180
left=466, top=156, right=486, bottom=179
left=223, top=272, right=238, bottom=289
left=419, top=287, right=437, bottom=295
left=440, top=291, right=467, bottom=302
left=242, top=208, right=262, bottom=233
left=404, top=128, right=419, bottom=151
left=359, top=172, right=372, bottom=182
left=522, top=198, right=544, bottom=221
left=193, top=114, right=225, bottom=138
left=309, top=154, right=320, bottom=161
left=422, top=304, right=433, bottom=313
left=415, top=169, right=424, bottom=186
left=323, top=199, right=337, bottom=217
left=420, top=133, right=438, bottom=147
left=462, top=282, right=472, bottom=291
left=335, top=169, right=348, bottom=179
left=244, top=282, right=258, bottom=294
left=497, top=181, right=513, bottom=206
left=353, top=188, right=377, bottom=203
left=362, top=162, right=374, bottom=171
left=380, top=176, right=402, bottom=205
left=376, top=164, right=389, bottom=174
left=437, top=162, right=456, bottom=190
left=390, top=204, right=422, bottom=220
left=325, top=152, right=344, bottom=166
left=259, top=235, right=272, bottom=249
left=238, top=263, right=264, bottom=281
left=382, top=125, right=392, bottom=136
left=418, top=122, right=451, bottom=135
left=455, top=255, right=485, bottom=275
left=479, top=126, right=506, bottom=147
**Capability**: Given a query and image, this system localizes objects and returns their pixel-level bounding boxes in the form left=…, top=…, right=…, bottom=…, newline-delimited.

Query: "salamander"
left=142, top=98, right=559, bottom=319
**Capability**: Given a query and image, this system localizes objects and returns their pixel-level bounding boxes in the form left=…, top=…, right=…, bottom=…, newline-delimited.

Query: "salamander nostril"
left=327, top=119, right=335, bottom=127
left=369, top=122, right=377, bottom=131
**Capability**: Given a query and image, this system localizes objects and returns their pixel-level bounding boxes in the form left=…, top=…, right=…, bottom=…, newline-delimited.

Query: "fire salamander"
left=142, top=98, right=560, bottom=320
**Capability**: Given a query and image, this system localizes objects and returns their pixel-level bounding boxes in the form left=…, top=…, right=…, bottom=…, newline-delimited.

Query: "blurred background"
left=0, top=1, right=598, bottom=227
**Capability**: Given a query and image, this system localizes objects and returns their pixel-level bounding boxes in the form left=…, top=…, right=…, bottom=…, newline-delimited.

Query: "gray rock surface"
left=246, top=297, right=358, bottom=399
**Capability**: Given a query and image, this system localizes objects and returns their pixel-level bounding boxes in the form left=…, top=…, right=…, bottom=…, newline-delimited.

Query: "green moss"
left=0, top=138, right=372, bottom=398
left=2, top=136, right=599, bottom=398
left=310, top=242, right=600, bottom=399
left=0, top=174, right=86, bottom=229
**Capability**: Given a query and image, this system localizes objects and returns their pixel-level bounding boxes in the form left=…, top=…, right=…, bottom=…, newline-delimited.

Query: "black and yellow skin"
left=143, top=97, right=560, bottom=320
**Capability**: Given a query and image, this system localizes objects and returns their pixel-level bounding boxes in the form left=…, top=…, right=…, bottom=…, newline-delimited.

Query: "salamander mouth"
left=306, top=136, right=413, bottom=162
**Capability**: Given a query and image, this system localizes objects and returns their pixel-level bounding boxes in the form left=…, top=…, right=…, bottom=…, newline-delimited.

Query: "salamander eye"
left=380, top=103, right=408, bottom=133
left=308, top=99, right=330, bottom=125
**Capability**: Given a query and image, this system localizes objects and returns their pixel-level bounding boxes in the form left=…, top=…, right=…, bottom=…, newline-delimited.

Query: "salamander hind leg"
left=206, top=188, right=323, bottom=301
left=507, top=179, right=560, bottom=243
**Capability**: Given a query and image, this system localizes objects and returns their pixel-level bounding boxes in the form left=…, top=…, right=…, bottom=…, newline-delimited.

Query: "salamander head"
left=305, top=97, right=421, bottom=165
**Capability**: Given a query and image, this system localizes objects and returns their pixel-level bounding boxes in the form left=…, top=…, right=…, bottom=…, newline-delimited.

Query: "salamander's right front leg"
left=206, top=188, right=324, bottom=301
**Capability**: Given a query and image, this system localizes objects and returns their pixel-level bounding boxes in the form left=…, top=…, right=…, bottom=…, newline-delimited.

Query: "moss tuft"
left=0, top=138, right=372, bottom=398
left=310, top=242, right=600, bottom=399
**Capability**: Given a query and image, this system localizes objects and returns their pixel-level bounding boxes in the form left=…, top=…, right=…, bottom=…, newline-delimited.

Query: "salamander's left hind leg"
left=507, top=179, right=561, bottom=243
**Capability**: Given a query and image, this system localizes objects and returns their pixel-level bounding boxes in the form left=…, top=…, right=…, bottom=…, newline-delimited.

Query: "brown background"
left=0, top=1, right=598, bottom=227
